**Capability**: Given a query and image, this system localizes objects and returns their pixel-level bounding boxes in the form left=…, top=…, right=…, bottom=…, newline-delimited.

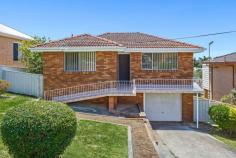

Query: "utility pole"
left=208, top=41, right=214, bottom=104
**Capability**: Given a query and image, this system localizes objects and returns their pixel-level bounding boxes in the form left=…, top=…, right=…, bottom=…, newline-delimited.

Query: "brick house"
left=0, top=24, right=33, bottom=68
left=202, top=52, right=236, bottom=101
left=32, top=32, right=204, bottom=122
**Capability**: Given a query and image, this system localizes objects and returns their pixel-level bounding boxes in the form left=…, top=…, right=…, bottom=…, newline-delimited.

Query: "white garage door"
left=145, top=93, right=182, bottom=121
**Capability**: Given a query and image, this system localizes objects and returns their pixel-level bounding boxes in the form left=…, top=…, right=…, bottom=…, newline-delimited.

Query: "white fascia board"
left=0, top=32, right=33, bottom=41
left=126, top=47, right=205, bottom=53
left=30, top=47, right=205, bottom=53
left=30, top=46, right=126, bottom=52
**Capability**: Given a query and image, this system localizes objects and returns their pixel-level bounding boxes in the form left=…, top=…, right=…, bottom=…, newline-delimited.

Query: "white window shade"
left=64, top=52, right=96, bottom=72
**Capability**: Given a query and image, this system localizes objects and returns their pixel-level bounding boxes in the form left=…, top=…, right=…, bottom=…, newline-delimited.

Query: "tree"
left=221, top=88, right=236, bottom=105
left=20, top=36, right=48, bottom=74
left=194, top=56, right=210, bottom=68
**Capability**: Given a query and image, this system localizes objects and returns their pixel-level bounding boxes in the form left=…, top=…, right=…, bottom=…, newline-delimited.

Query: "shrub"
left=209, top=103, right=236, bottom=135
left=1, top=101, right=77, bottom=158
left=0, top=80, right=10, bottom=95
left=221, top=88, right=236, bottom=105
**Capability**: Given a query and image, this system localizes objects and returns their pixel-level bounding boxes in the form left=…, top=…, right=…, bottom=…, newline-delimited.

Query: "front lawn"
left=211, top=129, right=236, bottom=150
left=0, top=93, right=128, bottom=158
left=63, top=120, right=128, bottom=158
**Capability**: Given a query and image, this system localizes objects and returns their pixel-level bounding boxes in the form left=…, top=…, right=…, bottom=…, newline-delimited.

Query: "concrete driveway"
left=151, top=122, right=236, bottom=158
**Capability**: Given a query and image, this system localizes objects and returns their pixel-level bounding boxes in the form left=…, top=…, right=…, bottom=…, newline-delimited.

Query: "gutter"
left=30, top=47, right=205, bottom=53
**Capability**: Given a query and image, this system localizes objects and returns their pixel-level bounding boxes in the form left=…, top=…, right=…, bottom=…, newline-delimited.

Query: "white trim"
left=127, top=47, right=205, bottom=53
left=0, top=24, right=33, bottom=41
left=30, top=47, right=204, bottom=53
left=30, top=47, right=125, bottom=52
left=143, top=93, right=146, bottom=112
left=196, top=93, right=199, bottom=128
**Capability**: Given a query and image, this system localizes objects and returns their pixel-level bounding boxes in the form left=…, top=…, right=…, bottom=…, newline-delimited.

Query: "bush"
left=209, top=103, right=236, bottom=135
left=0, top=80, right=10, bottom=95
left=1, top=101, right=77, bottom=158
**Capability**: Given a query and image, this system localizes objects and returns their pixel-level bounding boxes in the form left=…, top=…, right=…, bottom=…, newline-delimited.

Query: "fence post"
left=196, top=93, right=199, bottom=128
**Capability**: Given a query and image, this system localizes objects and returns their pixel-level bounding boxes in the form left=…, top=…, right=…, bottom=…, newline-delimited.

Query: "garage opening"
left=145, top=93, right=182, bottom=121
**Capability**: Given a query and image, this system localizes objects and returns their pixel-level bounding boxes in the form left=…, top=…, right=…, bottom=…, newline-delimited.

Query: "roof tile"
left=35, top=32, right=202, bottom=49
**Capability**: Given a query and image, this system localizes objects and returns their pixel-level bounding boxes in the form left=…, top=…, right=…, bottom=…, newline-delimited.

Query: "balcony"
left=44, top=79, right=203, bottom=103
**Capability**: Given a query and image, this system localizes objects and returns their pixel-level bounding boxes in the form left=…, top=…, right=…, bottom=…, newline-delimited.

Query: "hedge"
left=209, top=103, right=236, bottom=135
left=0, top=80, right=10, bottom=95
left=1, top=100, right=77, bottom=158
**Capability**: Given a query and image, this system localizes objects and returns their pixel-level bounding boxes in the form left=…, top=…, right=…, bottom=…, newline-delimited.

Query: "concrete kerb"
left=143, top=118, right=160, bottom=155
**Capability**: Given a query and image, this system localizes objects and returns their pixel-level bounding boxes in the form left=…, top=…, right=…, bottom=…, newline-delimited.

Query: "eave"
left=30, top=47, right=205, bottom=53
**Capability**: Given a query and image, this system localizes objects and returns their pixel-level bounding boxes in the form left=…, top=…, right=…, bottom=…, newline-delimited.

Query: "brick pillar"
left=108, top=96, right=117, bottom=111
left=182, top=93, right=193, bottom=122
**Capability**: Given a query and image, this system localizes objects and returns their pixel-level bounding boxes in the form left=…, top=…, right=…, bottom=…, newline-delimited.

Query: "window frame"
left=141, top=52, right=178, bottom=71
left=64, top=52, right=96, bottom=72
left=13, top=42, right=22, bottom=61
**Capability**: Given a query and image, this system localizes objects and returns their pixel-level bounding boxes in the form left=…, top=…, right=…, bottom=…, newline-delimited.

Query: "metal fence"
left=193, top=97, right=219, bottom=123
left=0, top=67, right=43, bottom=97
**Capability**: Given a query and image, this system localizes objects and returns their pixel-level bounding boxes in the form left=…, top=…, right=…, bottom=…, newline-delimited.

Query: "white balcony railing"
left=44, top=80, right=135, bottom=102
left=44, top=79, right=202, bottom=102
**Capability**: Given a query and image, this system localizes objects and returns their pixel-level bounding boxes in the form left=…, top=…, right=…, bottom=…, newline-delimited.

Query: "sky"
left=1, top=0, right=236, bottom=58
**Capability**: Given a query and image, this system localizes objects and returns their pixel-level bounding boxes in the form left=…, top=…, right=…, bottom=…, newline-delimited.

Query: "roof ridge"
left=138, top=32, right=202, bottom=48
left=95, top=35, right=123, bottom=46
left=34, top=33, right=122, bottom=48
left=99, top=32, right=202, bottom=48
left=214, top=52, right=236, bottom=59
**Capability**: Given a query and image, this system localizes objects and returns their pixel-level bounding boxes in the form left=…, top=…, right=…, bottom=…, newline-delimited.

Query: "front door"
left=119, top=54, right=130, bottom=81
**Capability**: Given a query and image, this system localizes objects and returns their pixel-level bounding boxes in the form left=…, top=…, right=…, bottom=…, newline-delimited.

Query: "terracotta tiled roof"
left=98, top=32, right=202, bottom=48
left=36, top=34, right=121, bottom=48
left=35, top=32, right=202, bottom=49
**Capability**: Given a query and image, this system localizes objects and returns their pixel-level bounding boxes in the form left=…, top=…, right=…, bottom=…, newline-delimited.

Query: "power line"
left=174, top=30, right=236, bottom=40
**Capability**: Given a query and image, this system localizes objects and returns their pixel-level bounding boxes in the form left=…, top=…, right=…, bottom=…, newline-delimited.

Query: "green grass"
left=0, top=93, right=33, bottom=121
left=211, top=129, right=236, bottom=150
left=0, top=93, right=128, bottom=158
left=63, top=120, right=128, bottom=158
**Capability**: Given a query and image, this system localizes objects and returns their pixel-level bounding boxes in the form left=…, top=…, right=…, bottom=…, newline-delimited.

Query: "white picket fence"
left=193, top=97, right=219, bottom=123
left=0, top=67, right=43, bottom=97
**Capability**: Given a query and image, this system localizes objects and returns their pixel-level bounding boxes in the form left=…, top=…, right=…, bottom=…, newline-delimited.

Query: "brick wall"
left=130, top=52, right=193, bottom=79
left=43, top=51, right=193, bottom=90
left=77, top=94, right=143, bottom=107
left=43, top=51, right=118, bottom=90
left=78, top=97, right=108, bottom=104
left=0, top=36, right=24, bottom=68
left=118, top=93, right=143, bottom=106
left=182, top=93, right=193, bottom=122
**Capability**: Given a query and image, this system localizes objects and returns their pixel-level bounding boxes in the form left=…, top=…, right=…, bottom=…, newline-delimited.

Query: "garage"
left=145, top=93, right=182, bottom=121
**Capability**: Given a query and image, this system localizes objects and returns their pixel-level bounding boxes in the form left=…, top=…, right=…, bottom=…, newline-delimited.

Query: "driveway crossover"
left=151, top=122, right=236, bottom=158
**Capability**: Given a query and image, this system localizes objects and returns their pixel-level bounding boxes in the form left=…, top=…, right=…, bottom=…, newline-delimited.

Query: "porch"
left=44, top=79, right=203, bottom=103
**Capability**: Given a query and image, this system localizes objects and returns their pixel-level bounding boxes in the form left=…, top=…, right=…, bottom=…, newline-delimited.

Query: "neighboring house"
left=31, top=32, right=204, bottom=122
left=0, top=24, right=33, bottom=68
left=202, top=52, right=236, bottom=101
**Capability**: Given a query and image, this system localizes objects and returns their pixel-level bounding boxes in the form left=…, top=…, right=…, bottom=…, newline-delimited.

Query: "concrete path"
left=151, top=122, right=236, bottom=158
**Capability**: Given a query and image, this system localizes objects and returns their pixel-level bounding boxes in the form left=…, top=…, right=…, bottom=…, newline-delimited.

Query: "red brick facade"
left=43, top=51, right=195, bottom=121
left=0, top=36, right=24, bottom=68
left=43, top=51, right=118, bottom=90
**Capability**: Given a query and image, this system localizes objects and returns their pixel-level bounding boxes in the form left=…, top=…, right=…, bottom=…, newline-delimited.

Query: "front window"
left=64, top=52, right=96, bottom=72
left=142, top=53, right=178, bottom=70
